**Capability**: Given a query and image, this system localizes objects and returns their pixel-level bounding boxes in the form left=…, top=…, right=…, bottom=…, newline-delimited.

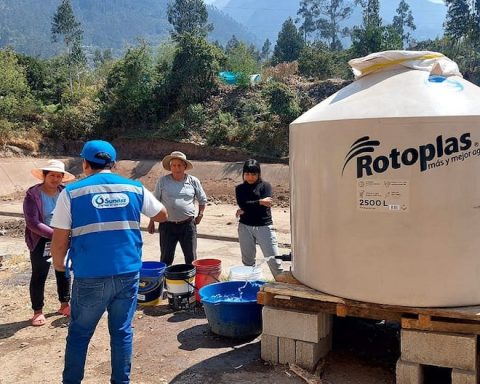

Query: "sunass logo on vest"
left=92, top=193, right=129, bottom=209
left=342, top=133, right=477, bottom=178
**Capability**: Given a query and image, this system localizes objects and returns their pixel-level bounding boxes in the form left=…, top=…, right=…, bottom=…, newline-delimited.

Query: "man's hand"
left=51, top=228, right=70, bottom=272
left=147, top=219, right=156, bottom=234
left=195, top=213, right=203, bottom=225
left=151, top=207, right=168, bottom=224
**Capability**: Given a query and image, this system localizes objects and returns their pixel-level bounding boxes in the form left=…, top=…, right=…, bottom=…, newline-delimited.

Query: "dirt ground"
left=0, top=161, right=398, bottom=384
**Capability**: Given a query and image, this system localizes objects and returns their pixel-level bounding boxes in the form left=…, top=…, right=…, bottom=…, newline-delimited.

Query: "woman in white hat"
left=23, top=160, right=75, bottom=326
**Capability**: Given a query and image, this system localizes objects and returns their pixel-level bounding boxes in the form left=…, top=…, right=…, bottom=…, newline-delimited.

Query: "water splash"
left=238, top=280, right=249, bottom=300
left=253, top=255, right=275, bottom=268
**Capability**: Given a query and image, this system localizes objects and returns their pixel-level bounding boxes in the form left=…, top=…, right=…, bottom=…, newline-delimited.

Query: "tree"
left=392, top=0, right=416, bottom=48
left=272, top=18, right=305, bottom=65
left=296, top=0, right=352, bottom=49
left=51, top=0, right=86, bottom=94
left=316, top=0, right=353, bottom=50
left=473, top=0, right=480, bottom=44
left=444, top=0, right=471, bottom=41
left=261, top=38, right=272, bottom=61
left=350, top=0, right=402, bottom=57
left=165, top=34, right=225, bottom=107
left=167, top=0, right=213, bottom=39
left=296, top=0, right=320, bottom=42
left=93, top=49, right=113, bottom=69
left=226, top=42, right=259, bottom=87
left=443, top=0, right=480, bottom=84
left=15, top=54, right=48, bottom=100
left=298, top=42, right=334, bottom=79
left=363, top=0, right=381, bottom=27
left=225, top=35, right=240, bottom=54
left=0, top=49, right=34, bottom=121
left=102, top=42, right=156, bottom=130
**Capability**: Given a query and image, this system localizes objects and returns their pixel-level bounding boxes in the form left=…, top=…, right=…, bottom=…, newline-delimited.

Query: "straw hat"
left=162, top=151, right=193, bottom=171
left=31, top=160, right=75, bottom=182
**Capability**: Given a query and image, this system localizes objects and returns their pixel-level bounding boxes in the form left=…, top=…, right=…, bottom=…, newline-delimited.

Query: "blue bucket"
left=199, top=280, right=265, bottom=338
left=138, top=261, right=167, bottom=306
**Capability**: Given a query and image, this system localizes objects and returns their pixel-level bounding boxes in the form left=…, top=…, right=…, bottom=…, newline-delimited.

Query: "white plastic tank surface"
left=290, top=67, right=480, bottom=307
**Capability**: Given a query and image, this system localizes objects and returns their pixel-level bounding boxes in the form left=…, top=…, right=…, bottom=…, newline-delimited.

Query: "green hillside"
left=0, top=0, right=258, bottom=57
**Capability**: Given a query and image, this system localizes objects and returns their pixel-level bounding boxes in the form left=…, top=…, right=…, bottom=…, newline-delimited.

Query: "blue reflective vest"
left=65, top=172, right=144, bottom=278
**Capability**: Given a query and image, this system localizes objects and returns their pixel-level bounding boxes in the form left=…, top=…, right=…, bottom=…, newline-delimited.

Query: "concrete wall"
left=0, top=157, right=289, bottom=197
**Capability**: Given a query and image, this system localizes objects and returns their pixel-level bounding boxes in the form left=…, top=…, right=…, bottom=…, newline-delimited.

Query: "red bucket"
left=192, top=258, right=222, bottom=302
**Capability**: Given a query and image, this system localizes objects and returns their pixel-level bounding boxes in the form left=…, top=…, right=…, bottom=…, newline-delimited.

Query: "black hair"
left=85, top=159, right=113, bottom=170
left=242, top=159, right=262, bottom=181
left=42, top=170, right=63, bottom=177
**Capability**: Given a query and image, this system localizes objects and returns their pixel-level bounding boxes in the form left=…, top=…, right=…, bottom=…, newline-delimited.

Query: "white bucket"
left=228, top=266, right=264, bottom=281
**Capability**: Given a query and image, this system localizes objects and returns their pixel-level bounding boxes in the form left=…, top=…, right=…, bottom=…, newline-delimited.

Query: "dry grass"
left=7, top=137, right=38, bottom=152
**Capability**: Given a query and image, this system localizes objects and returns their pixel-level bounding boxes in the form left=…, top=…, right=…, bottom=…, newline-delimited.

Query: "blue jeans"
left=63, top=272, right=139, bottom=384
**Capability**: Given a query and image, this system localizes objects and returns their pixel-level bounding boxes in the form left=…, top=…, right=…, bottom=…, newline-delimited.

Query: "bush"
left=0, top=119, right=15, bottom=145
left=46, top=97, right=100, bottom=139
left=262, top=62, right=298, bottom=83
left=298, top=44, right=334, bottom=79
left=185, top=103, right=207, bottom=128
left=263, top=81, right=301, bottom=124
left=229, top=117, right=256, bottom=147
left=166, top=34, right=225, bottom=107
left=159, top=118, right=187, bottom=140
left=233, top=96, right=268, bottom=119
left=206, top=111, right=237, bottom=146
left=0, top=119, right=40, bottom=151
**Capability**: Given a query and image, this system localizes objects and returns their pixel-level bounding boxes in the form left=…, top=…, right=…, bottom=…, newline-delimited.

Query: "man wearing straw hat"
left=147, top=151, right=207, bottom=265
left=50, top=140, right=168, bottom=384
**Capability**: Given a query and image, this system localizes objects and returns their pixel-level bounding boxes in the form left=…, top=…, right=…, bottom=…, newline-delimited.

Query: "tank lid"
left=293, top=51, right=480, bottom=124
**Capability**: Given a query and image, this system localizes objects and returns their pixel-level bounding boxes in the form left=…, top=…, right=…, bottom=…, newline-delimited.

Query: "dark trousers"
left=30, top=238, right=71, bottom=311
left=159, top=220, right=197, bottom=266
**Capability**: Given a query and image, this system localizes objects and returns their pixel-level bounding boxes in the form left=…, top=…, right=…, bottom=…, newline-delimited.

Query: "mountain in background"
left=208, top=0, right=446, bottom=46
left=0, top=0, right=258, bottom=58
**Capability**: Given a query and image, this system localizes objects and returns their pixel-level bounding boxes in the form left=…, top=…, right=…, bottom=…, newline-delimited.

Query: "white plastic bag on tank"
left=348, top=50, right=462, bottom=79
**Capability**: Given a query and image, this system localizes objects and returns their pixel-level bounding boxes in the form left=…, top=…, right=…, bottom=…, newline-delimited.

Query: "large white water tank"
left=290, top=60, right=480, bottom=307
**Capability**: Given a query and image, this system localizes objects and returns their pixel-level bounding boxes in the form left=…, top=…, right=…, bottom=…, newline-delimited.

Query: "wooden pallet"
left=258, top=280, right=480, bottom=335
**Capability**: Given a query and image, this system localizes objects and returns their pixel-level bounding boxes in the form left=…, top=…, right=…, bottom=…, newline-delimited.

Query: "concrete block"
left=396, top=360, right=423, bottom=384
left=262, top=306, right=332, bottom=343
left=278, top=337, right=296, bottom=365
left=401, top=330, right=477, bottom=371
left=261, top=334, right=279, bottom=363
left=295, top=334, right=332, bottom=370
left=452, top=369, right=478, bottom=384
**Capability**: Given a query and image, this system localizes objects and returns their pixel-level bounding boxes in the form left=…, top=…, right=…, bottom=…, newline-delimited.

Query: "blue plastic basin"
left=199, top=281, right=265, bottom=338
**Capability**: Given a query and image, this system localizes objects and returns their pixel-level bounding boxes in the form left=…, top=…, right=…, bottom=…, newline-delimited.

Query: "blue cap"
left=80, top=140, right=116, bottom=165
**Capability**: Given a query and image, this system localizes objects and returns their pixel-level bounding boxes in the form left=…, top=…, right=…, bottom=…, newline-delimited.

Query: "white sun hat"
left=31, top=160, right=75, bottom=182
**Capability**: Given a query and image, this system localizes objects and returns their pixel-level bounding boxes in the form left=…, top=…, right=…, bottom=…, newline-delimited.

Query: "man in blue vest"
left=51, top=140, right=168, bottom=384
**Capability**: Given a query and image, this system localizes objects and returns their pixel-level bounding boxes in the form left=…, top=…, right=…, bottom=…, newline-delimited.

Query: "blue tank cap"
left=428, top=75, right=447, bottom=83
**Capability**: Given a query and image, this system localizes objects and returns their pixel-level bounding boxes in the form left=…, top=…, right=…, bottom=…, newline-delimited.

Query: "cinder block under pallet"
left=258, top=281, right=480, bottom=381
left=397, top=359, right=479, bottom=384
left=261, top=332, right=332, bottom=370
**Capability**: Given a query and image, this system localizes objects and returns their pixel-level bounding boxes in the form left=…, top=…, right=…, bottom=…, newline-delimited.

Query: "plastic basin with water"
left=199, top=280, right=265, bottom=338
